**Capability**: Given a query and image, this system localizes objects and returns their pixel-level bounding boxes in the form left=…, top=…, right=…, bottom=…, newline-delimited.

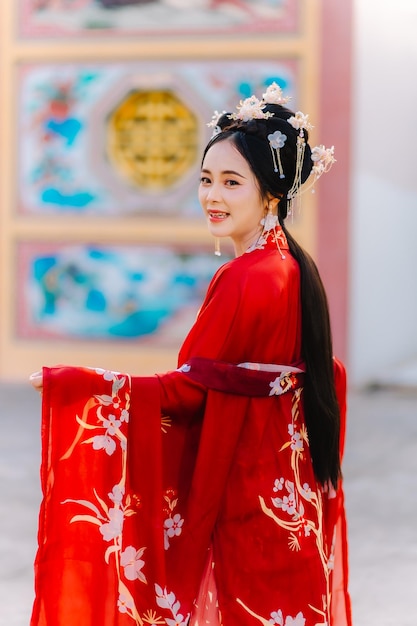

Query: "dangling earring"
left=261, top=209, right=279, bottom=233
left=214, top=238, right=221, bottom=257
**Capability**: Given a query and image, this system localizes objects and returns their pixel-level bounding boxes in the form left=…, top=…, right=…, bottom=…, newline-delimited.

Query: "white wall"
left=349, top=0, right=417, bottom=385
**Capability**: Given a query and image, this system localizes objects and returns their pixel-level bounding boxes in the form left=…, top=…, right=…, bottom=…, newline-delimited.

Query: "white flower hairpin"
left=268, top=130, right=287, bottom=179
left=311, top=144, right=336, bottom=177
left=262, top=82, right=291, bottom=106
left=229, top=95, right=274, bottom=122
left=288, top=111, right=313, bottom=137
left=207, top=110, right=227, bottom=137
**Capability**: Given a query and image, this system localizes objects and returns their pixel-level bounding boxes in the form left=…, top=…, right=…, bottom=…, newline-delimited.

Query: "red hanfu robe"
left=31, top=231, right=352, bottom=626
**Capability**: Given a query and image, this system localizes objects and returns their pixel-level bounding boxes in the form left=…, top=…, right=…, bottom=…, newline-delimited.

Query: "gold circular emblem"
left=107, top=89, right=199, bottom=190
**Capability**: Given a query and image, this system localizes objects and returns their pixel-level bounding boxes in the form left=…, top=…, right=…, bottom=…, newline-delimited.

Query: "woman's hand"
left=30, top=370, right=43, bottom=393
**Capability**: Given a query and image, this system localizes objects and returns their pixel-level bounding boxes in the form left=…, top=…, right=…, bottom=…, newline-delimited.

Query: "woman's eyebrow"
left=201, top=168, right=246, bottom=179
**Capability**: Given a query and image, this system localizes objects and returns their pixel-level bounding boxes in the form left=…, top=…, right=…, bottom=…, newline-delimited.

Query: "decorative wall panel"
left=18, top=60, right=298, bottom=216
left=19, top=0, right=299, bottom=39
left=18, top=241, right=223, bottom=344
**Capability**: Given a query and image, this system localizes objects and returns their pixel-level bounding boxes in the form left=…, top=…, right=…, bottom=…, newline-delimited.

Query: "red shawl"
left=31, top=234, right=352, bottom=626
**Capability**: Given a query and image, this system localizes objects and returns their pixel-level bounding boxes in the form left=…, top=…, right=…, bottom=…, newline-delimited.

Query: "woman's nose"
left=206, top=182, right=222, bottom=202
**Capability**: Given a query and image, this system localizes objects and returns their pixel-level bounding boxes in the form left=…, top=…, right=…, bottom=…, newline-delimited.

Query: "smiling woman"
left=199, top=140, right=269, bottom=256
left=30, top=84, right=351, bottom=626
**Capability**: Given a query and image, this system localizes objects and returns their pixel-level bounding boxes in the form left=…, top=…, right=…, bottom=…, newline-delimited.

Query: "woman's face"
left=199, top=138, right=267, bottom=256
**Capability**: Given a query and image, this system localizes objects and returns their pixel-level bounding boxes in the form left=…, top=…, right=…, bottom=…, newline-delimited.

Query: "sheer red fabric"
left=31, top=233, right=351, bottom=626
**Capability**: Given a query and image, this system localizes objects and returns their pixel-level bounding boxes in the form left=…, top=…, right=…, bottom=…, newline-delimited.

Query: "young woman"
left=30, top=84, right=351, bottom=626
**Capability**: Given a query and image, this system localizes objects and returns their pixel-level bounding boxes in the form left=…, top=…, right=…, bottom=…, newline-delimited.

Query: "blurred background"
left=0, top=0, right=416, bottom=625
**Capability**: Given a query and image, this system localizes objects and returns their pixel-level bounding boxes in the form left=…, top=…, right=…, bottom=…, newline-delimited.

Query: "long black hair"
left=203, top=104, right=341, bottom=488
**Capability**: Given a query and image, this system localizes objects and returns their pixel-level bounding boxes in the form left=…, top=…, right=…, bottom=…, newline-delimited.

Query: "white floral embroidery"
left=92, top=433, right=116, bottom=456
left=286, top=612, right=306, bottom=626
left=103, top=414, right=122, bottom=435
left=108, top=484, right=124, bottom=505
left=120, top=546, right=147, bottom=583
left=270, top=608, right=284, bottom=624
left=155, top=585, right=189, bottom=626
left=273, top=477, right=284, bottom=492
left=269, top=610, right=306, bottom=626
left=300, top=482, right=312, bottom=501
left=271, top=480, right=305, bottom=519
left=120, top=408, right=129, bottom=423
left=117, top=592, right=135, bottom=614
left=164, top=513, right=184, bottom=550
left=99, top=507, right=124, bottom=541
left=288, top=424, right=303, bottom=451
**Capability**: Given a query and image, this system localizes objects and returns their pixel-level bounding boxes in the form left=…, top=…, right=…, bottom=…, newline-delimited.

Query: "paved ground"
left=1, top=380, right=416, bottom=626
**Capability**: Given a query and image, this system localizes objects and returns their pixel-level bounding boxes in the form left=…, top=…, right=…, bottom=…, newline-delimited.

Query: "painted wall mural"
left=19, top=0, right=298, bottom=38
left=18, top=242, right=226, bottom=343
left=18, top=60, right=298, bottom=217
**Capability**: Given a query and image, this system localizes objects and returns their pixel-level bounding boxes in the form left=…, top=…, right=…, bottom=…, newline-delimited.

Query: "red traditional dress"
left=31, top=229, right=351, bottom=626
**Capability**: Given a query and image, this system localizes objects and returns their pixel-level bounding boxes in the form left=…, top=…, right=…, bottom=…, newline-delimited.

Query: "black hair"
left=203, top=104, right=341, bottom=488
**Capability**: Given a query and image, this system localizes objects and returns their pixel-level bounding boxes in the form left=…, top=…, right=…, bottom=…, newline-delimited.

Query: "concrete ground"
left=1, top=379, right=416, bottom=626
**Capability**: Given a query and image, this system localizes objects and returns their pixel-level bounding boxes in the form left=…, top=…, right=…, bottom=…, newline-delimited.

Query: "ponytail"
left=281, top=214, right=341, bottom=488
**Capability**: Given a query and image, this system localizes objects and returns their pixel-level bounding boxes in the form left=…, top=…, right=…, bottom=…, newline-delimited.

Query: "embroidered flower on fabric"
left=286, top=612, right=306, bottom=626
left=103, top=414, right=122, bottom=436
left=271, top=479, right=305, bottom=519
left=94, top=368, right=117, bottom=381
left=301, top=482, right=312, bottom=501
left=99, top=507, right=124, bottom=541
left=262, top=82, right=291, bottom=105
left=119, top=408, right=129, bottom=423
left=155, top=585, right=189, bottom=626
left=120, top=545, right=147, bottom=583
left=273, top=477, right=285, bottom=492
left=117, top=592, right=135, bottom=614
left=92, top=433, right=116, bottom=456
left=288, top=424, right=303, bottom=451
left=229, top=95, right=274, bottom=122
left=108, top=484, right=124, bottom=505
left=269, top=609, right=284, bottom=624
left=269, top=610, right=306, bottom=626
left=164, top=513, right=184, bottom=539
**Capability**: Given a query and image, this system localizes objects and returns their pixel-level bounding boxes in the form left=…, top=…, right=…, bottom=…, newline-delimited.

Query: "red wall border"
left=318, top=0, right=353, bottom=365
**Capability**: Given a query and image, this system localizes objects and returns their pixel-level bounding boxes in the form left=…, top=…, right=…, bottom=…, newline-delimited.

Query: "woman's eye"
left=200, top=176, right=210, bottom=184
left=225, top=179, right=239, bottom=186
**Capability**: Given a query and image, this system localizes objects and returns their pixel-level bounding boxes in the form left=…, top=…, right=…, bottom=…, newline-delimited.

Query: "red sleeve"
left=155, top=370, right=207, bottom=425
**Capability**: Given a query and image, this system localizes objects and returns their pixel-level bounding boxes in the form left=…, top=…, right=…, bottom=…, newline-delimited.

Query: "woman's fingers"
left=29, top=371, right=43, bottom=392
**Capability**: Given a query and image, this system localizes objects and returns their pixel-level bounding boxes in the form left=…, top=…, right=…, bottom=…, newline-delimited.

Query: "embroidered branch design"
left=58, top=368, right=187, bottom=625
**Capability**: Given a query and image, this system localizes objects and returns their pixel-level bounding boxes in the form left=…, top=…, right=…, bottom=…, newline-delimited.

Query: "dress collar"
left=245, top=226, right=289, bottom=257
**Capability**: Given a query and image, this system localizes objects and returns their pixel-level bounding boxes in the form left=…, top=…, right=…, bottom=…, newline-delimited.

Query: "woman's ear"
left=267, top=194, right=281, bottom=213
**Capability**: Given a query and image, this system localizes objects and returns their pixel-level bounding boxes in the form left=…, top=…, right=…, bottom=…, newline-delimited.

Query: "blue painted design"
left=41, top=188, right=95, bottom=207
left=45, top=118, right=82, bottom=145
